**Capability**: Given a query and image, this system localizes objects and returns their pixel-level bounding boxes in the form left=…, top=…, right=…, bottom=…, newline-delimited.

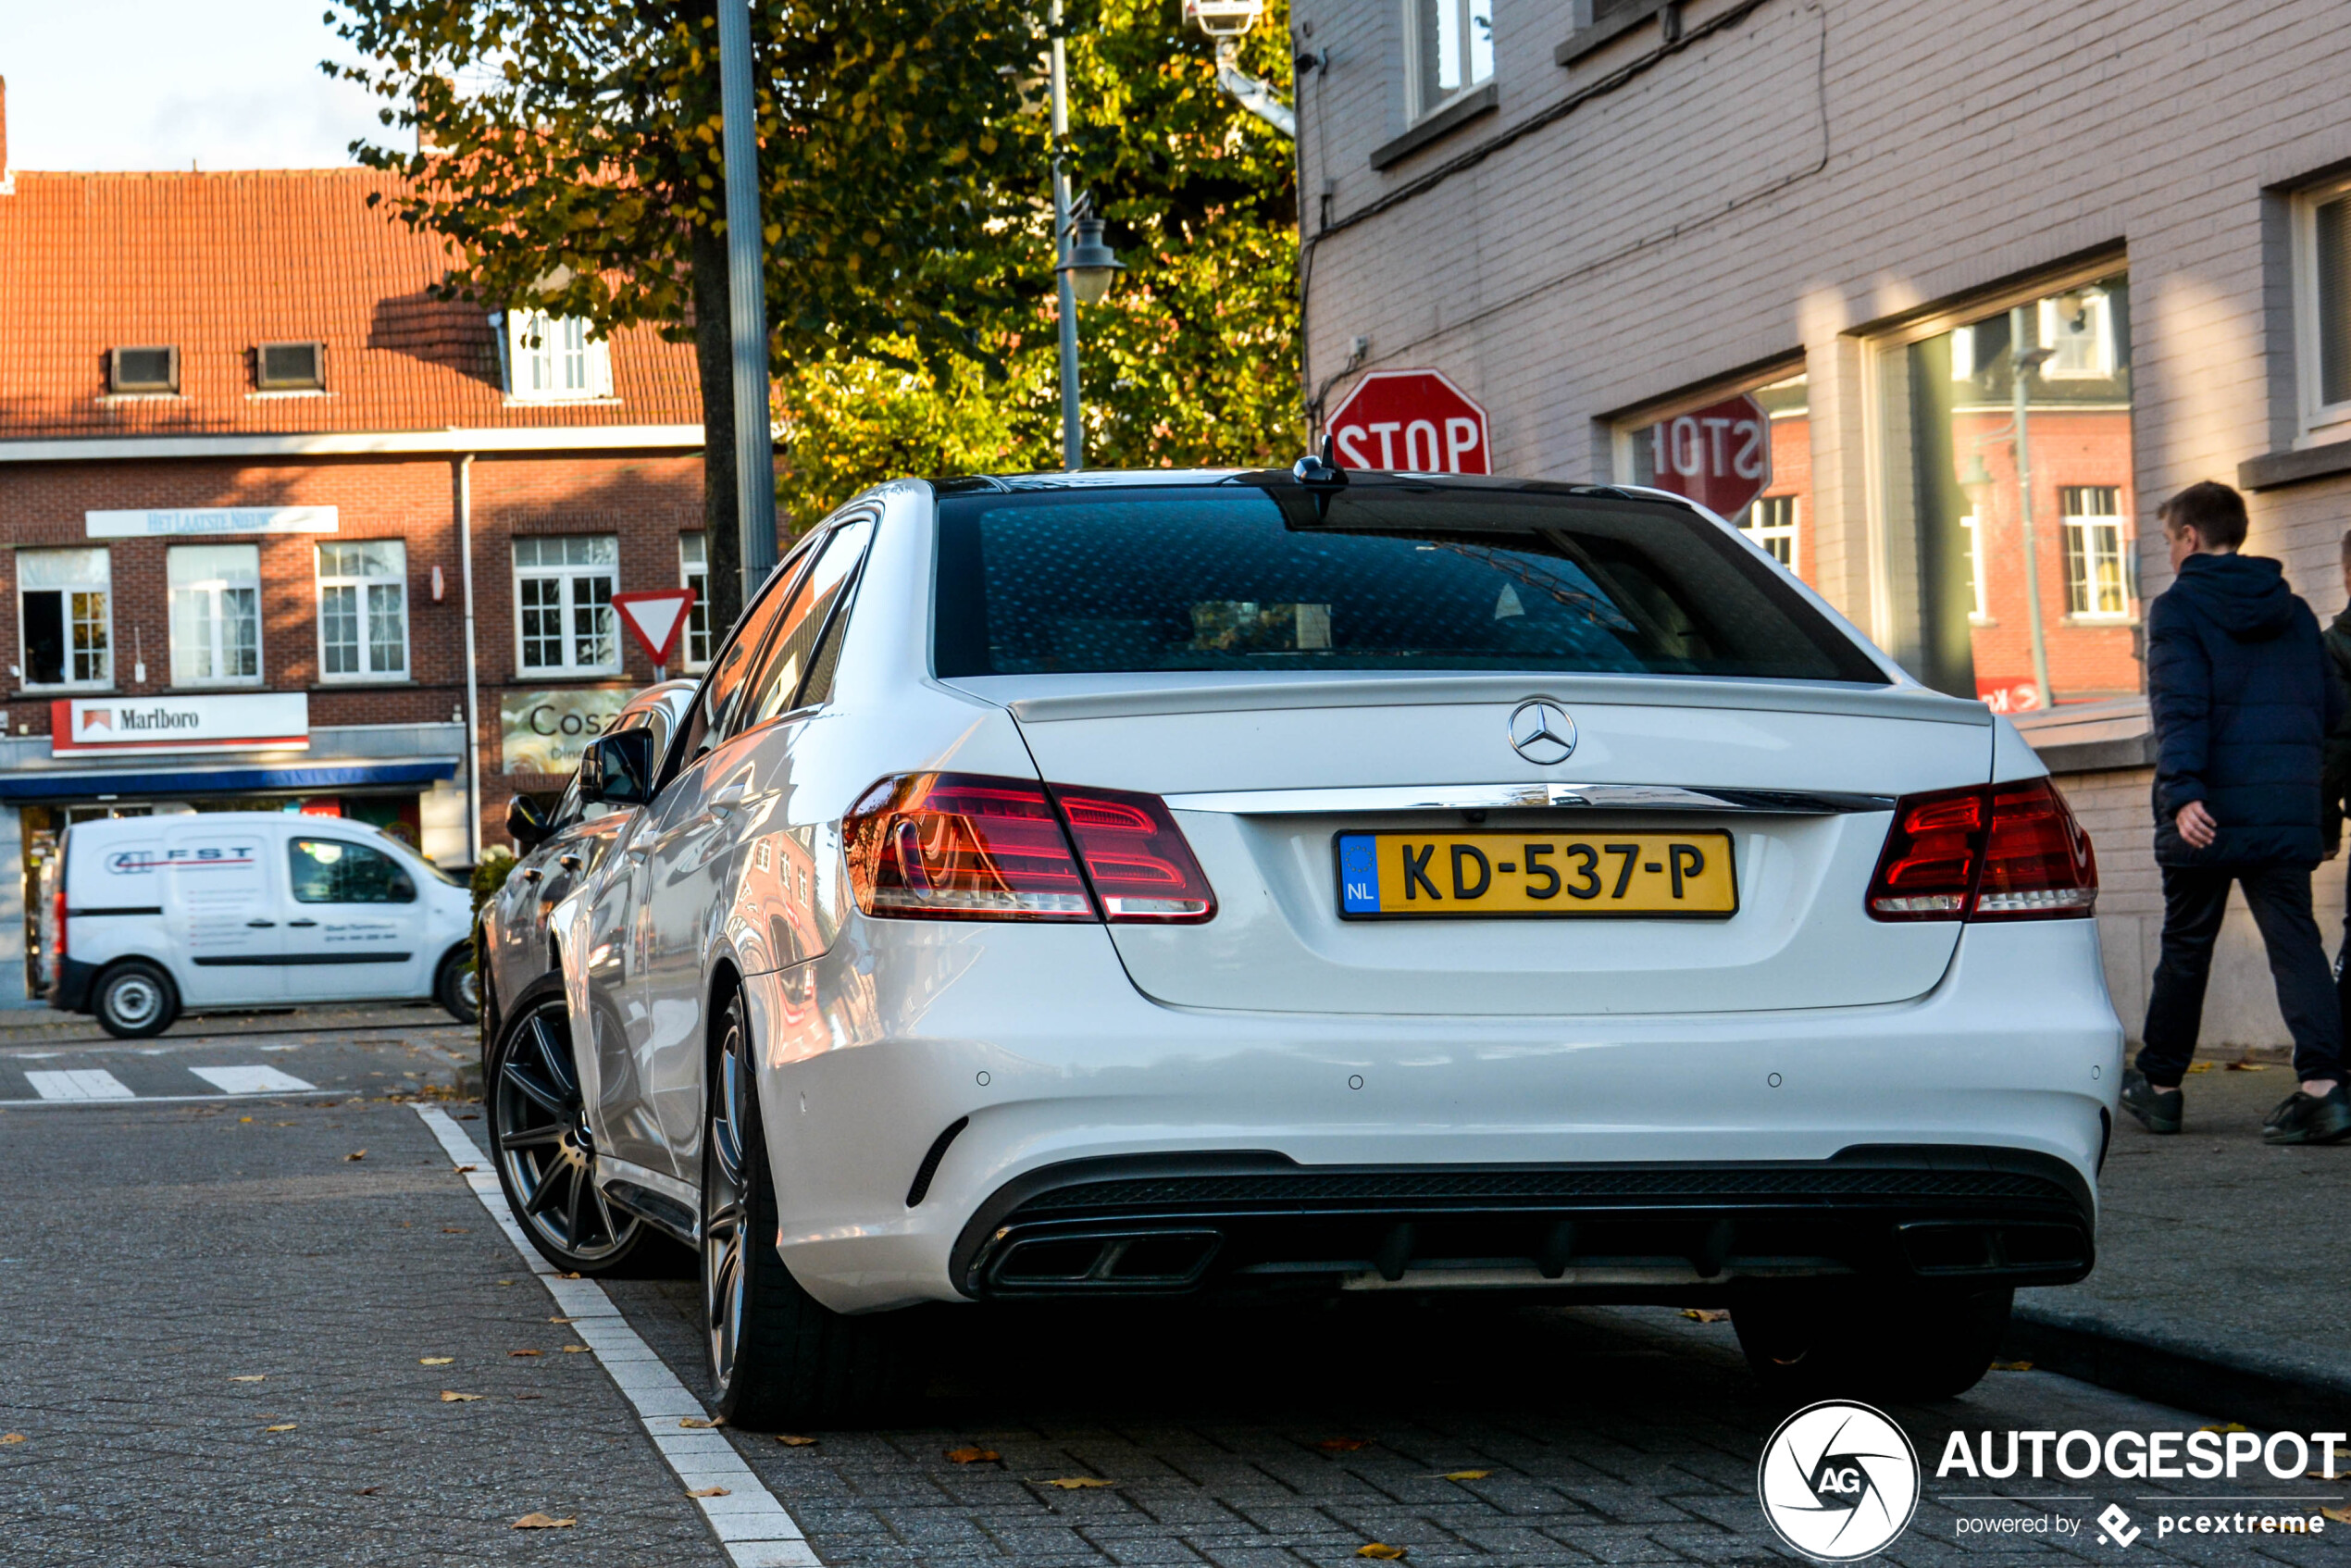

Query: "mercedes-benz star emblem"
left=1508, top=700, right=1577, bottom=765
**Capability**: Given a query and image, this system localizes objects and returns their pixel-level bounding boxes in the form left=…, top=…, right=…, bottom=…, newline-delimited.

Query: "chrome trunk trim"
left=1162, top=782, right=1896, bottom=815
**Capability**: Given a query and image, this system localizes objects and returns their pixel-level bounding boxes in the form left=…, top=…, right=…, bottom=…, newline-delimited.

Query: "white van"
left=40, top=812, right=478, bottom=1038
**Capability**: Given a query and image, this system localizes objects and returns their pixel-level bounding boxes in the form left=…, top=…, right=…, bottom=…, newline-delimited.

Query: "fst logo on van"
left=106, top=847, right=258, bottom=874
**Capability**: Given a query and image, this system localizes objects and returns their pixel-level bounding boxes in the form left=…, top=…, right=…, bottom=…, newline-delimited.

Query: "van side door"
left=279, top=833, right=430, bottom=1002
left=160, top=822, right=285, bottom=1007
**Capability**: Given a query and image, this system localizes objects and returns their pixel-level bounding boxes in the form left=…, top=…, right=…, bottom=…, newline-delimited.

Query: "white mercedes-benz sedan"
left=491, top=464, right=2120, bottom=1427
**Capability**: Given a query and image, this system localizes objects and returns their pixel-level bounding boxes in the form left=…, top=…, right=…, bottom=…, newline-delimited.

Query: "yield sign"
left=611, top=588, right=697, bottom=667
left=1325, top=368, right=1492, bottom=474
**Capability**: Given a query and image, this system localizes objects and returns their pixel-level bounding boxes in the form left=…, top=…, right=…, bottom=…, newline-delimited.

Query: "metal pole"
left=456, top=454, right=481, bottom=865
left=719, top=0, right=778, bottom=594
left=1051, top=0, right=1082, bottom=470
left=2009, top=305, right=2055, bottom=713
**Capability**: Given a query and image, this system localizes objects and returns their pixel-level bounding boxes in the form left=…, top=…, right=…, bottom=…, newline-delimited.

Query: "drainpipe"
left=457, top=454, right=482, bottom=865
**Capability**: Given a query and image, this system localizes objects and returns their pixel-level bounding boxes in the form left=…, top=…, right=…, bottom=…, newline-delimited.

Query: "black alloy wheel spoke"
left=525, top=1165, right=571, bottom=1219
left=527, top=1014, right=581, bottom=1101
left=503, top=1062, right=571, bottom=1117
left=499, top=1124, right=564, bottom=1152
left=564, top=1165, right=588, bottom=1244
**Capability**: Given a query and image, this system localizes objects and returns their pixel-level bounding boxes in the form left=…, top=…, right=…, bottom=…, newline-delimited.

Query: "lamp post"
left=717, top=0, right=778, bottom=597
left=2008, top=305, right=2057, bottom=713
left=1048, top=0, right=1122, bottom=469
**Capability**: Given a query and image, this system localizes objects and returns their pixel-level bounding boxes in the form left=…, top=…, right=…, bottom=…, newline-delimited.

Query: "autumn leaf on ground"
left=686, top=1487, right=730, bottom=1498
left=440, top=1391, right=484, bottom=1403
left=946, top=1446, right=1001, bottom=1463
left=679, top=1416, right=724, bottom=1429
left=2324, top=1507, right=2351, bottom=1525
left=1317, top=1437, right=1368, bottom=1452
left=239, top=1116, right=254, bottom=1123
left=2186, top=1063, right=2215, bottom=1075
left=2198, top=1423, right=2251, bottom=1434
left=419, top=1357, right=454, bottom=1366
left=356, top=1486, right=380, bottom=1495
left=453, top=1163, right=479, bottom=1172
left=1358, top=1545, right=1408, bottom=1561
left=510, top=1350, right=542, bottom=1358
left=511, top=1513, right=575, bottom=1529
left=1042, top=1477, right=1114, bottom=1488
left=548, top=1317, right=575, bottom=1325
left=441, top=1227, right=467, bottom=1235
left=230, top=1375, right=266, bottom=1383
left=263, top=1424, right=297, bottom=1433
left=1990, top=1360, right=2034, bottom=1372
left=776, top=1435, right=818, bottom=1447
left=558, top=1271, right=582, bottom=1279
left=1681, top=1309, right=1729, bottom=1323
left=1439, top=1470, right=1491, bottom=1481
left=2226, top=1061, right=2271, bottom=1071
left=562, top=1345, right=588, bottom=1353
left=344, top=1151, right=367, bottom=1161
left=0, top=1434, right=24, bottom=1445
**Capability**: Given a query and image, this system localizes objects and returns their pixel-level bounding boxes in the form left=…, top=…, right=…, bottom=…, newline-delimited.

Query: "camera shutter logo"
left=1756, top=1400, right=1920, bottom=1561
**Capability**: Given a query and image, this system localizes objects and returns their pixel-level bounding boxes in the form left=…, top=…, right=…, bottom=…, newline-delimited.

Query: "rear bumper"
left=951, top=1144, right=2096, bottom=1299
left=51, top=955, right=97, bottom=1014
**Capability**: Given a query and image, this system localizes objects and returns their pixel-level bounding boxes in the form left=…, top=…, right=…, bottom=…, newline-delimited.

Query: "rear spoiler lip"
left=956, top=672, right=1992, bottom=728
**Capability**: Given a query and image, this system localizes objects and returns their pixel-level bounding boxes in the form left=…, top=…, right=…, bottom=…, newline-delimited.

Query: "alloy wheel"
left=105, top=974, right=163, bottom=1029
left=703, top=1006, right=752, bottom=1392
left=493, top=999, right=637, bottom=1263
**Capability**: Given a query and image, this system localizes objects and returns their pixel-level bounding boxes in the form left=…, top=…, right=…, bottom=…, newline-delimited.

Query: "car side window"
left=669, top=540, right=822, bottom=773
left=730, top=517, right=874, bottom=734
left=290, top=838, right=417, bottom=904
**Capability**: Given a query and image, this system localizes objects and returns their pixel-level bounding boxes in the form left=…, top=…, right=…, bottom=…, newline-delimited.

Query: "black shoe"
left=2262, top=1083, right=2351, bottom=1145
left=2121, top=1068, right=2183, bottom=1134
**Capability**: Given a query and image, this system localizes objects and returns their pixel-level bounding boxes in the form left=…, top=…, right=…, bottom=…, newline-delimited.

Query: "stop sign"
left=1325, top=368, right=1491, bottom=474
left=1642, top=393, right=1772, bottom=516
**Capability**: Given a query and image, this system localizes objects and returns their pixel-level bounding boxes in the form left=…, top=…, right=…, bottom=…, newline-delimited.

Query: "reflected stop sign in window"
left=1636, top=393, right=1773, bottom=518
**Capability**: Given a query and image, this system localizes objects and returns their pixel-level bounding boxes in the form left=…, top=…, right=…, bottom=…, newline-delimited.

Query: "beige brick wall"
left=1300, top=0, right=2351, bottom=1049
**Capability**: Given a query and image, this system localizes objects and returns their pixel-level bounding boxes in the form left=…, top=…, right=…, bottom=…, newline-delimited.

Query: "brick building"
left=1296, top=0, right=2351, bottom=1048
left=0, top=88, right=710, bottom=1002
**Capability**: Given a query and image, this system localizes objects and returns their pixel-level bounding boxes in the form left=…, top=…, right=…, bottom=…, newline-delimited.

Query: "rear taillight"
left=1866, top=778, right=2096, bottom=922
left=844, top=773, right=1216, bottom=924
left=52, top=881, right=67, bottom=958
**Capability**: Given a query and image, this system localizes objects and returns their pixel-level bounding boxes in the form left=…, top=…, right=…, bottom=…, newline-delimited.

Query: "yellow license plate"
left=1335, top=830, right=1737, bottom=918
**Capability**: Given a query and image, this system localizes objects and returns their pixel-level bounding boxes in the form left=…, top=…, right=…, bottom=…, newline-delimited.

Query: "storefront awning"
left=0, top=760, right=457, bottom=803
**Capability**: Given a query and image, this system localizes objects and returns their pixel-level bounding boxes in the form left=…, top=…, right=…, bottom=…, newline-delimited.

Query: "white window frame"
left=2036, top=290, right=2117, bottom=380
left=2295, top=172, right=2351, bottom=444
left=316, top=541, right=411, bottom=683
left=2060, top=485, right=2133, bottom=621
left=17, top=547, right=113, bottom=691
left=1959, top=512, right=1991, bottom=623
left=513, top=536, right=621, bottom=677
left=498, top=309, right=615, bottom=404
left=679, top=533, right=712, bottom=672
left=1404, top=0, right=1494, bottom=122
left=1742, top=495, right=1798, bottom=570
left=168, top=544, right=263, bottom=688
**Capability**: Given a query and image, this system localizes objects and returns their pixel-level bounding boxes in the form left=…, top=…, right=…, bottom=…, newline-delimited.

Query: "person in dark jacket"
left=2323, top=529, right=2351, bottom=1039
left=2122, top=480, right=2351, bottom=1144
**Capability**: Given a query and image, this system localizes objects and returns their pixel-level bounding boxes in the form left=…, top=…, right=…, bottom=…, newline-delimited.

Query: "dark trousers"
left=2140, top=862, right=2345, bottom=1086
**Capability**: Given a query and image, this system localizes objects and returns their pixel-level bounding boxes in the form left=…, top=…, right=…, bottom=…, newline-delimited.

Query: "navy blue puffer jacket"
left=2147, top=552, right=2344, bottom=866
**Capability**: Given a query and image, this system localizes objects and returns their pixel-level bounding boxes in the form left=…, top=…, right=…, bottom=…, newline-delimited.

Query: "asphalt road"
left=2, top=1010, right=2341, bottom=1566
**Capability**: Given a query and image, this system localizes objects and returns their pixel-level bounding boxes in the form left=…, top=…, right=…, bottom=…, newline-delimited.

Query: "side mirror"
left=506, top=792, right=553, bottom=850
left=579, top=728, right=655, bottom=808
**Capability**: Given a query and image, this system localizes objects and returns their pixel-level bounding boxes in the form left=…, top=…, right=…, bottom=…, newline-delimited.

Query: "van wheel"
left=703, top=987, right=911, bottom=1429
left=1731, top=1280, right=2011, bottom=1401
left=435, top=949, right=480, bottom=1025
left=94, top=960, right=179, bottom=1039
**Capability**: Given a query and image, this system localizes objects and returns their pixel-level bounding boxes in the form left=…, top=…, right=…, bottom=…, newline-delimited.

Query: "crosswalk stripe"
left=25, top=1069, right=136, bottom=1101
left=188, top=1064, right=317, bottom=1094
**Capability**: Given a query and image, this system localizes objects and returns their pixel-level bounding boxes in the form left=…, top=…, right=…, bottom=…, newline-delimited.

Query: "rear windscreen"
left=932, top=485, right=1887, bottom=684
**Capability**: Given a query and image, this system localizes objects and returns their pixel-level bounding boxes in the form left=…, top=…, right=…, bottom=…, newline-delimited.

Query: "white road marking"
left=188, top=1064, right=316, bottom=1094
left=25, top=1068, right=135, bottom=1101
left=414, top=1105, right=818, bottom=1567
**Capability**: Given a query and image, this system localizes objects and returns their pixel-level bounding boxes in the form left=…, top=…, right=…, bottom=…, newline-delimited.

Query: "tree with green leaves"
left=330, top=0, right=1039, bottom=632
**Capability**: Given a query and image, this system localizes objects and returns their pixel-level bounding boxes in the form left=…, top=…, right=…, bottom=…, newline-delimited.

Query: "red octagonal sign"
left=1326, top=368, right=1491, bottom=474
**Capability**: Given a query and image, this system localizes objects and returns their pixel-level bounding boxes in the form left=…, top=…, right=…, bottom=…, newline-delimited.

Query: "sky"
left=0, top=1, right=388, bottom=171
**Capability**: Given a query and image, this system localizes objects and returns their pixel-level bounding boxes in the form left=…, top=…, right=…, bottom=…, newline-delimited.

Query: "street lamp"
left=2008, top=309, right=2058, bottom=713
left=1047, top=0, right=1122, bottom=469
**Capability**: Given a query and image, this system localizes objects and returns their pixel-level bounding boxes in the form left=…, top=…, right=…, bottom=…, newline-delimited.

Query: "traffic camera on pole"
left=1183, top=0, right=1298, bottom=138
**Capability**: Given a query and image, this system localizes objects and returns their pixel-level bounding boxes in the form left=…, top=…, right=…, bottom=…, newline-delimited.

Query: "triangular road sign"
left=611, top=588, right=697, bottom=667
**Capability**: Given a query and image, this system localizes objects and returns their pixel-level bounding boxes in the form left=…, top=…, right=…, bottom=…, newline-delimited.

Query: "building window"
left=317, top=541, right=408, bottom=680
left=108, top=345, right=179, bottom=395
left=257, top=342, right=325, bottom=392
left=502, top=310, right=614, bottom=403
left=2295, top=176, right=2351, bottom=439
left=514, top=536, right=618, bottom=675
left=1744, top=495, right=1797, bottom=567
left=1408, top=0, right=1494, bottom=120
left=2061, top=485, right=2132, bottom=618
left=1959, top=512, right=1990, bottom=620
left=2036, top=288, right=2117, bottom=379
left=19, top=548, right=111, bottom=688
left=168, top=544, right=262, bottom=686
left=680, top=533, right=712, bottom=670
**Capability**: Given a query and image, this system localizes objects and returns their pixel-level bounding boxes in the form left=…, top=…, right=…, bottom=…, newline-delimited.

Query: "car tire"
left=435, top=947, right=480, bottom=1025
left=702, top=985, right=911, bottom=1429
left=1730, top=1281, right=2012, bottom=1401
left=93, top=959, right=179, bottom=1039
left=487, top=975, right=651, bottom=1276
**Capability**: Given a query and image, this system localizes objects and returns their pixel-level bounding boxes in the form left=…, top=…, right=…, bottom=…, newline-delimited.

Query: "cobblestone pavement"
left=4, top=1013, right=2343, bottom=1566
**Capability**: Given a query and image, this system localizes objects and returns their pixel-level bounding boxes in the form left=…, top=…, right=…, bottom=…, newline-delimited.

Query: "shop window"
left=514, top=535, right=619, bottom=675
left=1617, top=369, right=1810, bottom=581
left=168, top=544, right=262, bottom=686
left=19, top=547, right=112, bottom=689
left=680, top=533, right=711, bottom=670
left=2061, top=486, right=2131, bottom=619
left=289, top=837, right=415, bottom=903
left=1409, top=0, right=1493, bottom=120
left=317, top=541, right=409, bottom=681
left=2294, top=174, right=2351, bottom=440
left=501, top=310, right=613, bottom=403
left=1869, top=269, right=2136, bottom=714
